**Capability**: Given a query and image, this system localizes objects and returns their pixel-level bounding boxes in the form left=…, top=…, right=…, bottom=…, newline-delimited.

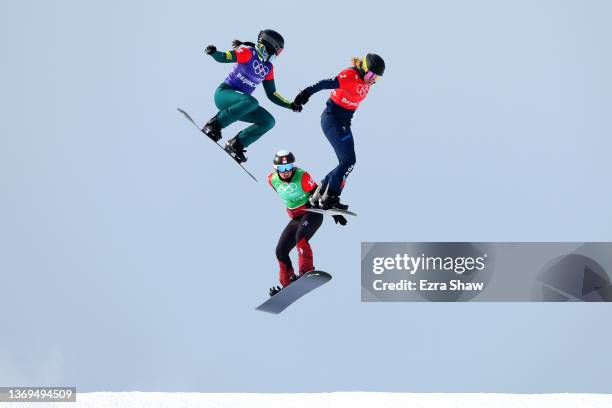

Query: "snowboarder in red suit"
left=292, top=54, right=386, bottom=210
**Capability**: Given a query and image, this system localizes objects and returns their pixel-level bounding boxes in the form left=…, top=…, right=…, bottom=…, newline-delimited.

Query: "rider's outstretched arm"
left=204, top=44, right=251, bottom=64
left=294, top=77, right=340, bottom=106
left=263, top=78, right=293, bottom=109
left=301, top=77, right=340, bottom=97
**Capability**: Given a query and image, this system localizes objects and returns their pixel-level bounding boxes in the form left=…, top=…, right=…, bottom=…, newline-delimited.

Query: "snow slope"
left=8, top=392, right=612, bottom=407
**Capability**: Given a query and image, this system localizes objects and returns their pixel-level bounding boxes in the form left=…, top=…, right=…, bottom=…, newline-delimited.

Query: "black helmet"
left=273, top=150, right=295, bottom=166
left=363, top=53, right=385, bottom=76
left=258, top=29, right=285, bottom=57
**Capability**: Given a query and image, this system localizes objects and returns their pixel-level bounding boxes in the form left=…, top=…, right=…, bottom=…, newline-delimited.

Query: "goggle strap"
left=362, top=55, right=369, bottom=72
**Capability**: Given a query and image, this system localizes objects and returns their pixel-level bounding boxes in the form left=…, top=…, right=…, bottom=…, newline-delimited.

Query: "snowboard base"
left=255, top=270, right=332, bottom=314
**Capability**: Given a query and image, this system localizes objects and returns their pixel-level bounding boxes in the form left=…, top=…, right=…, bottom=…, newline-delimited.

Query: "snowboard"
left=305, top=208, right=358, bottom=217
left=177, top=108, right=257, bottom=182
left=255, top=270, right=332, bottom=314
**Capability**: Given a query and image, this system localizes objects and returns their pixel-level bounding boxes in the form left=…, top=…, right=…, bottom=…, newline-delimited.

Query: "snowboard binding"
left=269, top=274, right=300, bottom=297
left=308, top=185, right=323, bottom=208
left=225, top=136, right=248, bottom=163
left=319, top=189, right=349, bottom=211
left=202, top=114, right=222, bottom=142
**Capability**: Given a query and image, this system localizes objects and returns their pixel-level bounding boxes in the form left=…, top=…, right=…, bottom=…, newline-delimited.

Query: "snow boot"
left=308, top=185, right=323, bottom=208
left=225, top=136, right=248, bottom=163
left=269, top=274, right=299, bottom=297
left=202, top=114, right=222, bottom=142
left=319, top=187, right=348, bottom=211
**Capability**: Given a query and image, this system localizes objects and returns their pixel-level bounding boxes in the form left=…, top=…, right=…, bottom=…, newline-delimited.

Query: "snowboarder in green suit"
left=267, top=150, right=346, bottom=296
left=202, top=29, right=301, bottom=163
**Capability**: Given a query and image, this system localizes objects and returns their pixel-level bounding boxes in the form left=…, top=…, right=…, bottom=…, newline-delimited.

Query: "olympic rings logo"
left=356, top=84, right=370, bottom=97
left=277, top=182, right=297, bottom=194
left=252, top=60, right=270, bottom=77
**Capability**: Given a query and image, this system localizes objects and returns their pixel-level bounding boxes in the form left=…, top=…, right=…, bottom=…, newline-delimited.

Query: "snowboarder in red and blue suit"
left=267, top=151, right=346, bottom=296
left=292, top=54, right=386, bottom=210
left=202, top=30, right=300, bottom=163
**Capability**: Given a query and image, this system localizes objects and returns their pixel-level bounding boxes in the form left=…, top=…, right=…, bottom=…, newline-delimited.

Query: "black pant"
left=320, top=107, right=356, bottom=194
left=275, top=212, right=324, bottom=286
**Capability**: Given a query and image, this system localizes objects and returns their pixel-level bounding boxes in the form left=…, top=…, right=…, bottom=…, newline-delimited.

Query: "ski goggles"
left=274, top=163, right=295, bottom=172
left=256, top=43, right=283, bottom=61
left=364, top=70, right=380, bottom=82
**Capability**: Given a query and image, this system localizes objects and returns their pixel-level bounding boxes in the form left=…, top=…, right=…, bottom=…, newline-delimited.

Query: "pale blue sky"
left=1, top=0, right=612, bottom=392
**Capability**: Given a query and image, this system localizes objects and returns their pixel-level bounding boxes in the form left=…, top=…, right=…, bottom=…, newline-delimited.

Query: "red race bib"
left=330, top=68, right=370, bottom=110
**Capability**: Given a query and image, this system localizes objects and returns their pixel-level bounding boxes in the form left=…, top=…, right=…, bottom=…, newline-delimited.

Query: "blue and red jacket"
left=300, top=67, right=373, bottom=120
left=224, top=47, right=274, bottom=94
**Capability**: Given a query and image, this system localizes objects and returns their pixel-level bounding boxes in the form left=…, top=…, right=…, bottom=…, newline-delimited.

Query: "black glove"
left=204, top=45, right=217, bottom=55
left=290, top=101, right=303, bottom=112
left=294, top=90, right=310, bottom=106
left=333, top=215, right=347, bottom=226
